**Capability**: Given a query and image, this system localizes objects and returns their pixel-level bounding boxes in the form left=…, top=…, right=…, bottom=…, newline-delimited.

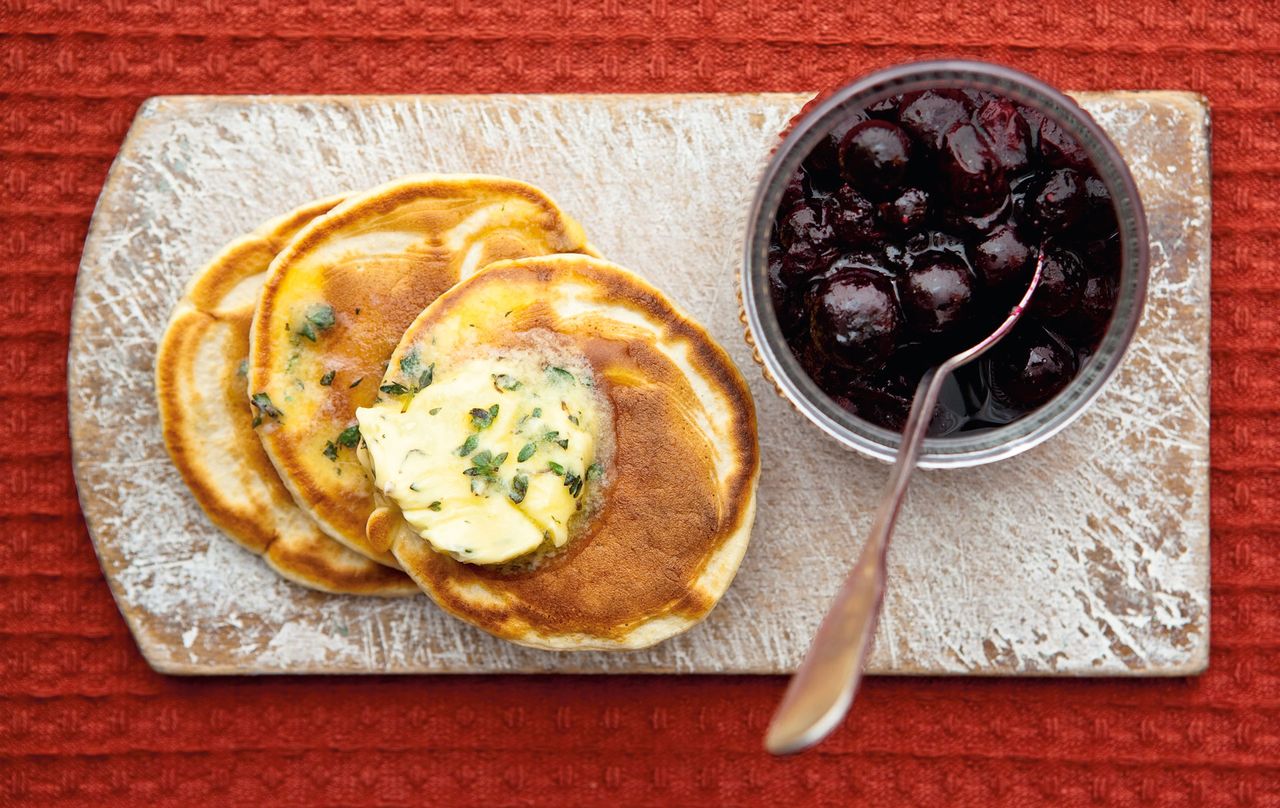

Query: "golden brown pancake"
left=248, top=175, right=593, bottom=565
left=155, top=198, right=418, bottom=596
left=363, top=255, right=760, bottom=649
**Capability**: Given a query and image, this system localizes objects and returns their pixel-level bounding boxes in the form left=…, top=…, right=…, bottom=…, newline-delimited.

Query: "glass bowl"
left=740, top=60, right=1150, bottom=468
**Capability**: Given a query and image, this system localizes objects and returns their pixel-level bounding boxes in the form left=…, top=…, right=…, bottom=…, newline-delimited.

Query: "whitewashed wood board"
left=69, top=92, right=1210, bottom=675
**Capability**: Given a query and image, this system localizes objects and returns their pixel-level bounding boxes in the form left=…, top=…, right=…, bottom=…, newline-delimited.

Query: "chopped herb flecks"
left=349, top=377, right=363, bottom=389
left=548, top=461, right=565, bottom=476
left=586, top=462, right=603, bottom=481
left=428, top=501, right=442, bottom=511
left=336, top=425, right=360, bottom=448
left=564, top=470, right=583, bottom=498
left=251, top=392, right=282, bottom=420
left=518, top=442, right=536, bottom=463
left=399, top=347, right=422, bottom=377
left=429, top=407, right=441, bottom=416
left=492, top=373, right=522, bottom=392
left=308, top=304, right=335, bottom=330
left=298, top=303, right=336, bottom=342
left=319, top=370, right=335, bottom=386
left=547, top=366, right=575, bottom=384
left=322, top=441, right=338, bottom=461
left=380, top=356, right=433, bottom=400
left=237, top=359, right=248, bottom=377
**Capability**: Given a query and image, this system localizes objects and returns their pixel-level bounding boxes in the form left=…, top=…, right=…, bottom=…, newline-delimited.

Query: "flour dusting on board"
left=69, top=93, right=1209, bottom=675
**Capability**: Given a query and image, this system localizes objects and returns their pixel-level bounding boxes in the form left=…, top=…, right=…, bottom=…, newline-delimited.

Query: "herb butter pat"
left=356, top=355, right=602, bottom=565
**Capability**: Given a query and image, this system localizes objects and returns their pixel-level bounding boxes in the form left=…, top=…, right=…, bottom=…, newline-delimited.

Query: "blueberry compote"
left=770, top=90, right=1121, bottom=435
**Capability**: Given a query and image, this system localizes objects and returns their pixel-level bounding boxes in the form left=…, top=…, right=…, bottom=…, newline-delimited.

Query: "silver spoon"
left=764, top=250, right=1046, bottom=756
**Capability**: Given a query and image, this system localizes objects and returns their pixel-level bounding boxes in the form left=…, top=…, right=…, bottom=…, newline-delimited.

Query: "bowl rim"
left=741, top=59, right=1150, bottom=468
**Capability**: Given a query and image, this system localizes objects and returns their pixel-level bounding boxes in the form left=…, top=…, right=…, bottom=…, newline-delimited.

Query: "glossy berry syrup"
left=769, top=90, right=1122, bottom=435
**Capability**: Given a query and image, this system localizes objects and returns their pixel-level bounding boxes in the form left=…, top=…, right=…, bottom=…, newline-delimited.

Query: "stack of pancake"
left=157, top=175, right=759, bottom=650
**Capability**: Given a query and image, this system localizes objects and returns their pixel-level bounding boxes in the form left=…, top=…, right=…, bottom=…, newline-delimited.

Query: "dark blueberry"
left=827, top=184, right=885, bottom=246
left=900, top=252, right=977, bottom=336
left=878, top=187, right=930, bottom=237
left=941, top=193, right=1010, bottom=237
left=940, top=123, right=1007, bottom=214
left=1055, top=270, right=1117, bottom=342
left=1027, top=168, right=1086, bottom=235
left=883, top=241, right=907, bottom=269
left=1081, top=234, right=1121, bottom=273
left=1009, top=170, right=1039, bottom=222
left=898, top=89, right=972, bottom=152
left=838, top=120, right=912, bottom=199
left=767, top=247, right=788, bottom=299
left=807, top=268, right=903, bottom=371
left=1080, top=174, right=1118, bottom=238
left=975, top=98, right=1032, bottom=173
left=779, top=240, right=835, bottom=285
left=837, top=383, right=922, bottom=432
left=805, top=112, right=867, bottom=181
left=823, top=249, right=899, bottom=280
left=1029, top=245, right=1085, bottom=318
left=777, top=200, right=837, bottom=252
left=866, top=94, right=902, bottom=121
left=904, top=230, right=967, bottom=261
left=970, top=223, right=1034, bottom=290
left=1038, top=116, right=1089, bottom=169
left=780, top=168, right=807, bottom=212
left=769, top=251, right=810, bottom=339
left=991, top=327, right=1078, bottom=408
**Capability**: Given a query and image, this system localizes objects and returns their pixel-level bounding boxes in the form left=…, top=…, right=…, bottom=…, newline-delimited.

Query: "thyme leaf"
left=509, top=473, right=528, bottom=504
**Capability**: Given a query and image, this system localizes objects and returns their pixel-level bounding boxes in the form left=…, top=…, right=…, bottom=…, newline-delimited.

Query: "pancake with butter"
left=356, top=255, right=760, bottom=650
left=249, top=175, right=592, bottom=565
left=156, top=198, right=417, bottom=596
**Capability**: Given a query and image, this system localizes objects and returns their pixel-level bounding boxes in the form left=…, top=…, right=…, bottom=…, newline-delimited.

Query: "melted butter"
left=357, top=353, right=601, bottom=565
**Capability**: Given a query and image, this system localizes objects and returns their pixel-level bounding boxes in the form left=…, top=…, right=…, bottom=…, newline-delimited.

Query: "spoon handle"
left=764, top=251, right=1045, bottom=756
left=763, top=366, right=947, bottom=756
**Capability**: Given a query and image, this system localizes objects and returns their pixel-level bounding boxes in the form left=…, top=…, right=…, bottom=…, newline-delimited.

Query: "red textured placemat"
left=2, top=2, right=1277, bottom=806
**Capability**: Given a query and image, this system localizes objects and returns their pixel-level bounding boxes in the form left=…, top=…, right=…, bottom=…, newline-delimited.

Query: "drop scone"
left=156, top=198, right=417, bottom=596
left=248, top=175, right=592, bottom=566
left=356, top=255, right=760, bottom=650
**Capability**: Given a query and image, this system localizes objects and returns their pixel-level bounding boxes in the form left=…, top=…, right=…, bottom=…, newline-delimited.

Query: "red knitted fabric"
left=3, top=2, right=1278, bottom=806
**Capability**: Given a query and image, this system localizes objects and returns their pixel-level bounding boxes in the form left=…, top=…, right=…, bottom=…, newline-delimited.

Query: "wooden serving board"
left=70, top=92, right=1210, bottom=676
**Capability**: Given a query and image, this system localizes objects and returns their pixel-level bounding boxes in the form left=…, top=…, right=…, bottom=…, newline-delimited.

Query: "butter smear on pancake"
left=356, top=352, right=603, bottom=565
